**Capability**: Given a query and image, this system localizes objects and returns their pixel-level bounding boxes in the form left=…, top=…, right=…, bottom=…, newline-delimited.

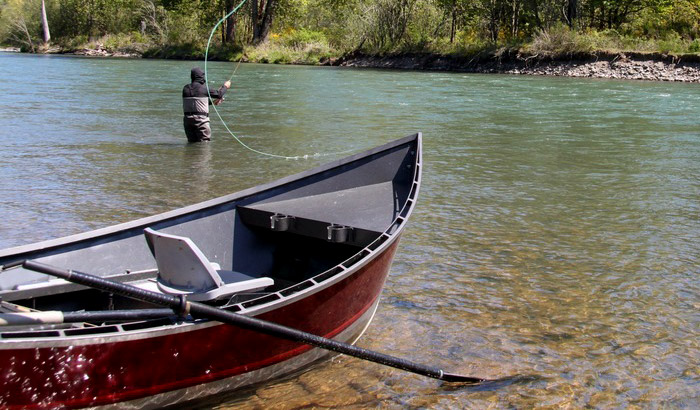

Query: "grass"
left=524, top=25, right=700, bottom=57
left=243, top=29, right=338, bottom=64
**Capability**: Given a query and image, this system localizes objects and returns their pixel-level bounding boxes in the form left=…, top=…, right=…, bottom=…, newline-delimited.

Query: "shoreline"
left=331, top=51, right=700, bottom=83
left=5, top=46, right=700, bottom=83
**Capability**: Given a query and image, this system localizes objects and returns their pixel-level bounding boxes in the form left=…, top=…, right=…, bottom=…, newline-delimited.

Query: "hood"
left=190, top=67, right=205, bottom=84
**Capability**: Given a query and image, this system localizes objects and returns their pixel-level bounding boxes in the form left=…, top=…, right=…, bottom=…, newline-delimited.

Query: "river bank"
left=332, top=51, right=700, bottom=83
left=6, top=45, right=700, bottom=83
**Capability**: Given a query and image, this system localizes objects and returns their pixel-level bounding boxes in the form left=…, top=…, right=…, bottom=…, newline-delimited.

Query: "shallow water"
left=1, top=52, right=699, bottom=408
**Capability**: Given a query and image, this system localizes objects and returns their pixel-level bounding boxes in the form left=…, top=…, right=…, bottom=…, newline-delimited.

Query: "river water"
left=1, top=52, right=698, bottom=409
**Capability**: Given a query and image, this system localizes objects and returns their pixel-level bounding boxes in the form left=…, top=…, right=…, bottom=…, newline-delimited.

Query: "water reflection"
left=183, top=142, right=215, bottom=199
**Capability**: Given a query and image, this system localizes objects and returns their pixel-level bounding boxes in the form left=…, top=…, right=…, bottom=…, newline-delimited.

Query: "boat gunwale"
left=0, top=134, right=422, bottom=346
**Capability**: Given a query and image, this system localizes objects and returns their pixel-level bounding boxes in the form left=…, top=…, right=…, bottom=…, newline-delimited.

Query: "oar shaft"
left=24, top=260, right=177, bottom=307
left=63, top=309, right=176, bottom=323
left=22, top=260, right=484, bottom=383
left=0, top=309, right=175, bottom=326
left=192, top=301, right=452, bottom=380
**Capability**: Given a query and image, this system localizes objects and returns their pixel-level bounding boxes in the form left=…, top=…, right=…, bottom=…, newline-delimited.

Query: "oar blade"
left=440, top=372, right=486, bottom=384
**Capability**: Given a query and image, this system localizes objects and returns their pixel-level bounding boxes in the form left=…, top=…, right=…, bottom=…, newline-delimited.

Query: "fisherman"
left=182, top=67, right=231, bottom=142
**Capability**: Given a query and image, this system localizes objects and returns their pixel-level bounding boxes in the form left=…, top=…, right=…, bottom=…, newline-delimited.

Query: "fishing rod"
left=228, top=57, right=243, bottom=82
left=214, top=57, right=242, bottom=106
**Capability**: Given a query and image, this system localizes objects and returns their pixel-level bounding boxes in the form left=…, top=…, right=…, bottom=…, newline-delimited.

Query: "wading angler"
left=182, top=67, right=231, bottom=142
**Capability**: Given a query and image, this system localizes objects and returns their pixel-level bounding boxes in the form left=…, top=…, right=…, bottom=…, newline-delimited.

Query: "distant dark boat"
left=0, top=133, right=422, bottom=409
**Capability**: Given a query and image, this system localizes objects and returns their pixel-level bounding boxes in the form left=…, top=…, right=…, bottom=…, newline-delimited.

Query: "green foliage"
left=48, top=0, right=141, bottom=39
left=166, top=12, right=204, bottom=47
left=206, top=43, right=241, bottom=61
left=656, top=31, right=685, bottom=53
left=245, top=28, right=336, bottom=64
left=690, top=39, right=700, bottom=53
left=143, top=42, right=204, bottom=59
left=1, top=0, right=699, bottom=59
left=102, top=31, right=149, bottom=52
left=401, top=0, right=441, bottom=52
left=528, top=24, right=595, bottom=56
left=54, top=34, right=88, bottom=50
left=280, top=27, right=327, bottom=48
left=0, top=0, right=40, bottom=50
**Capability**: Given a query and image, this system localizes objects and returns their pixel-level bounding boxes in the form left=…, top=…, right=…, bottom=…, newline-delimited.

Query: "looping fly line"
left=203, top=0, right=354, bottom=160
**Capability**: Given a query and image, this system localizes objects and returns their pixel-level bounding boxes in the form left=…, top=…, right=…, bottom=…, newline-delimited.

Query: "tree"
left=251, top=0, right=278, bottom=44
left=582, top=0, right=669, bottom=30
left=40, top=0, right=49, bottom=43
left=224, top=0, right=237, bottom=44
left=357, top=0, right=416, bottom=50
left=1, top=0, right=39, bottom=52
left=565, top=0, right=577, bottom=27
left=436, top=0, right=469, bottom=43
left=140, top=0, right=168, bottom=43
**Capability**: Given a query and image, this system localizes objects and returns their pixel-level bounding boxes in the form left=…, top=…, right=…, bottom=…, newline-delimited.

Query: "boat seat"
left=143, top=228, right=274, bottom=302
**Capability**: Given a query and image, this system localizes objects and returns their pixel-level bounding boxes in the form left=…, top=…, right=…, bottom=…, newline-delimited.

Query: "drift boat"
left=0, top=134, right=422, bottom=409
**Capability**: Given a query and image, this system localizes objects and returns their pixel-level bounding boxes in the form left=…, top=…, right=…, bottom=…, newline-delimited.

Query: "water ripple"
left=2, top=54, right=699, bottom=409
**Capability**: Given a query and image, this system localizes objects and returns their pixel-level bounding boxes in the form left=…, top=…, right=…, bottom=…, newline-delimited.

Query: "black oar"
left=22, top=260, right=493, bottom=384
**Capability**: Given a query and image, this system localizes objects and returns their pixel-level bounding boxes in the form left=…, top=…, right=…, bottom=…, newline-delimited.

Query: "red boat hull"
left=0, top=241, right=400, bottom=409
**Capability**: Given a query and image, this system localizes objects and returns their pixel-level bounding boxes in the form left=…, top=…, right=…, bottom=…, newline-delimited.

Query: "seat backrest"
left=143, top=228, right=223, bottom=293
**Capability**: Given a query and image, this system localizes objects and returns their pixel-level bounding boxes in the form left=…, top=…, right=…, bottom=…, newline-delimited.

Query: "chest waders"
left=183, top=96, right=211, bottom=142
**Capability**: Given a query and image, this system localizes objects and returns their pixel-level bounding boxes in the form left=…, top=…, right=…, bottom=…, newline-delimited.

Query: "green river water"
left=1, top=52, right=698, bottom=409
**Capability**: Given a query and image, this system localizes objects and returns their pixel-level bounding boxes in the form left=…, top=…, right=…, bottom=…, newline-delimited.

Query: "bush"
left=56, top=35, right=89, bottom=51
left=689, top=39, right=700, bottom=53
left=143, top=43, right=204, bottom=59
left=528, top=24, right=594, bottom=56
left=656, top=32, right=686, bottom=54
left=280, top=28, right=327, bottom=48
left=102, top=32, right=148, bottom=52
left=243, top=35, right=337, bottom=65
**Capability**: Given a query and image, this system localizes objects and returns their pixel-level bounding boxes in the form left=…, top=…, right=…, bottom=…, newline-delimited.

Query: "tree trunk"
left=450, top=2, right=456, bottom=43
left=251, top=0, right=278, bottom=44
left=224, top=0, right=237, bottom=44
left=40, top=0, right=51, bottom=44
left=225, top=15, right=237, bottom=44
left=565, top=0, right=578, bottom=27
left=511, top=0, right=520, bottom=38
left=258, top=0, right=278, bottom=43
left=488, top=0, right=499, bottom=42
left=530, top=0, right=543, bottom=30
left=251, top=0, right=260, bottom=42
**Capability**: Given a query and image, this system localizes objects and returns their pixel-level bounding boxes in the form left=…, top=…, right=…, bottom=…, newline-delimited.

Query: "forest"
left=1, top=0, right=699, bottom=63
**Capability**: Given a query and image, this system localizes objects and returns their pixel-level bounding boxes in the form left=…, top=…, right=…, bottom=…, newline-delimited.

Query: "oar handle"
left=0, top=309, right=176, bottom=326
left=22, top=260, right=488, bottom=384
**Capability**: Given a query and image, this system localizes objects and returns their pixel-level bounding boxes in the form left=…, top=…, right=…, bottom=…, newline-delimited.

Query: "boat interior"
left=0, top=139, right=420, bottom=337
